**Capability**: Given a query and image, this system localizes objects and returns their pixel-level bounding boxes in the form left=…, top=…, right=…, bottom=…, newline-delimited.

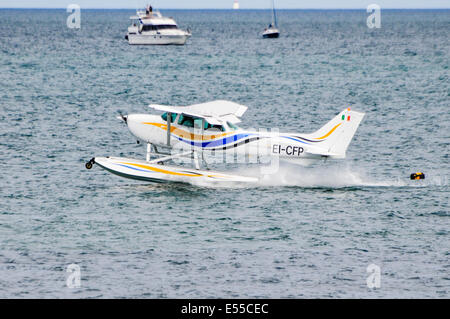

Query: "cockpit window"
left=178, top=115, right=226, bottom=131
left=161, top=112, right=177, bottom=123
left=178, top=114, right=194, bottom=127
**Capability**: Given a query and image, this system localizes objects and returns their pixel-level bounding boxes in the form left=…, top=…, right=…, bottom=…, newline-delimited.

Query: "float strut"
left=146, top=142, right=151, bottom=162
left=193, top=151, right=200, bottom=170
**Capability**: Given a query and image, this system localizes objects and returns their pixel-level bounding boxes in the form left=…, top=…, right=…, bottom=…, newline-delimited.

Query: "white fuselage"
left=124, top=113, right=344, bottom=165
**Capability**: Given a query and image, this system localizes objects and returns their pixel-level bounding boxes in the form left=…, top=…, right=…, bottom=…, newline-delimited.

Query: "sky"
left=0, top=0, right=449, bottom=9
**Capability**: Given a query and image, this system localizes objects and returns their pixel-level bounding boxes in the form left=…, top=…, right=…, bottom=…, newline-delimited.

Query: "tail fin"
left=310, top=108, right=365, bottom=158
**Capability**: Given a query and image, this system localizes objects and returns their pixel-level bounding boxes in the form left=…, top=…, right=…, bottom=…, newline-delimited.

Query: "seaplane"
left=85, top=100, right=365, bottom=185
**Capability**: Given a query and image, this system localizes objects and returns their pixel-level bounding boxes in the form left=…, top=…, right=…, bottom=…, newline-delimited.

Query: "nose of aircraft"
left=124, top=113, right=161, bottom=143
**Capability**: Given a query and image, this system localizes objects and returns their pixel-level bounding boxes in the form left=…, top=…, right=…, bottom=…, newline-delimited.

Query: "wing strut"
left=200, top=119, right=209, bottom=170
left=167, top=112, right=172, bottom=147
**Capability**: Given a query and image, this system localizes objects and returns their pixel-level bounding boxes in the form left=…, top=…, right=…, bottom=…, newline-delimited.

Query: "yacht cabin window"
left=156, top=25, right=178, bottom=30
left=142, top=25, right=178, bottom=31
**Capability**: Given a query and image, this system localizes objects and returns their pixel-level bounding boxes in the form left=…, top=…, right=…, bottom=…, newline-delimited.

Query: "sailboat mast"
left=272, top=0, right=278, bottom=28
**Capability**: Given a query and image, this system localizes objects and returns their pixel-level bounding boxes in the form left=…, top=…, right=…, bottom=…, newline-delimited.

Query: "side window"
left=227, top=121, right=239, bottom=131
left=176, top=115, right=226, bottom=131
left=144, top=25, right=157, bottom=31
left=178, top=114, right=194, bottom=128
left=214, top=125, right=226, bottom=132
left=194, top=118, right=206, bottom=129
left=206, top=123, right=226, bottom=132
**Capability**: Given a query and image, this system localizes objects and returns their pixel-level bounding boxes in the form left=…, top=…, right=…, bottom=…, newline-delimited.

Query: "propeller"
left=116, top=111, right=128, bottom=124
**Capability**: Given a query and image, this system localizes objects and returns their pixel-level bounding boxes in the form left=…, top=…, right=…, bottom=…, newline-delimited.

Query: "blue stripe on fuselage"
left=280, top=136, right=310, bottom=144
left=175, top=133, right=254, bottom=148
left=174, top=133, right=311, bottom=148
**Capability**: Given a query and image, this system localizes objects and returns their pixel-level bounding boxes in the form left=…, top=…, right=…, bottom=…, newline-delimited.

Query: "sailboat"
left=233, top=0, right=239, bottom=10
left=262, top=0, right=280, bottom=38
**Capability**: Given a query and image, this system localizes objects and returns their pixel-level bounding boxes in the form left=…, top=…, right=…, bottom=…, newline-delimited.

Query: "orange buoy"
left=410, top=172, right=425, bottom=180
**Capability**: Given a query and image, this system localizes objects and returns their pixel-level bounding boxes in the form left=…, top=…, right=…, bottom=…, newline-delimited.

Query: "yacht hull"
left=263, top=33, right=280, bottom=39
left=263, top=32, right=279, bottom=38
left=127, top=33, right=189, bottom=45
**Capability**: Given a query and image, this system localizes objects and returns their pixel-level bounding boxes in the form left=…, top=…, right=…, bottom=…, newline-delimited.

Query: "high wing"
left=149, top=100, right=248, bottom=124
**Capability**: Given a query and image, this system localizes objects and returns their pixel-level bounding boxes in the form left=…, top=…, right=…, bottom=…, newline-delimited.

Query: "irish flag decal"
left=343, top=108, right=351, bottom=121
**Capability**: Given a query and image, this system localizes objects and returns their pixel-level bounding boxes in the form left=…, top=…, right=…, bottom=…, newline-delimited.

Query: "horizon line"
left=1, top=7, right=449, bottom=10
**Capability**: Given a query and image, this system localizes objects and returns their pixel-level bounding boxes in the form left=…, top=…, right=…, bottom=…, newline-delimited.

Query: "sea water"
left=0, top=9, right=448, bottom=298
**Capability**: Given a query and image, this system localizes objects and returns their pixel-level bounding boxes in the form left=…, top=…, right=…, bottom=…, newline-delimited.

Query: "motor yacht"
left=125, top=7, right=191, bottom=45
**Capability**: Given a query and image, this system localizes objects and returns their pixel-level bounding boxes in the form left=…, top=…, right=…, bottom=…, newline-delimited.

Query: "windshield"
left=161, top=112, right=177, bottom=123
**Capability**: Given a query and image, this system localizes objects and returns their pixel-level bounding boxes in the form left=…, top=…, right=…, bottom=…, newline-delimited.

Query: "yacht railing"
left=136, top=10, right=163, bottom=19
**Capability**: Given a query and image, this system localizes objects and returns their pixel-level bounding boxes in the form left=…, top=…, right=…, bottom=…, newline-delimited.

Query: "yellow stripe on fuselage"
left=142, top=122, right=231, bottom=141
left=316, top=123, right=342, bottom=140
left=119, top=162, right=202, bottom=177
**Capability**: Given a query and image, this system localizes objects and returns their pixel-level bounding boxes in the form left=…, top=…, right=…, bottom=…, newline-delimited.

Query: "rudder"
left=310, top=109, right=365, bottom=158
